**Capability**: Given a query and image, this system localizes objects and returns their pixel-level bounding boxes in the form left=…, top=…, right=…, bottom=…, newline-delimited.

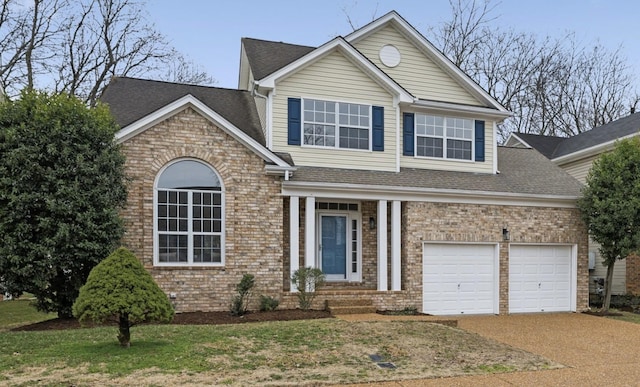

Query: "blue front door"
left=321, top=215, right=347, bottom=279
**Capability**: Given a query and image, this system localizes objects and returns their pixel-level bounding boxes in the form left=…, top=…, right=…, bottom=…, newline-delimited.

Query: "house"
left=100, top=11, right=588, bottom=315
left=506, top=113, right=640, bottom=296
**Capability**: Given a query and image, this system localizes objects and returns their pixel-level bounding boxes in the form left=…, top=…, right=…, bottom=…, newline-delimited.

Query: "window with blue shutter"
left=474, top=120, right=485, bottom=162
left=372, top=106, right=384, bottom=151
left=403, top=113, right=415, bottom=156
left=287, top=98, right=301, bottom=146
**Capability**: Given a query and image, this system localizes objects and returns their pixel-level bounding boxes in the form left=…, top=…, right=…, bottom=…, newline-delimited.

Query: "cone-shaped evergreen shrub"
left=72, top=247, right=174, bottom=347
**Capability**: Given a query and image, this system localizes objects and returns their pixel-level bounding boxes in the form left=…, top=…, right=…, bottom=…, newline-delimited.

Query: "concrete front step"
left=328, top=305, right=378, bottom=315
left=325, top=298, right=374, bottom=307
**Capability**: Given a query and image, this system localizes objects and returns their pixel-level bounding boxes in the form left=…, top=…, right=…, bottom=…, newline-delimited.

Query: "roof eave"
left=282, top=180, right=579, bottom=208
left=410, top=99, right=512, bottom=121
left=114, top=94, right=293, bottom=168
left=256, top=38, right=414, bottom=104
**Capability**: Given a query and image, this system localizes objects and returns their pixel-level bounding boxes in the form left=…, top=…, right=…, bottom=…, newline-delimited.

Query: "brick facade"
left=626, top=254, right=640, bottom=295
left=120, top=108, right=589, bottom=314
left=120, top=108, right=284, bottom=312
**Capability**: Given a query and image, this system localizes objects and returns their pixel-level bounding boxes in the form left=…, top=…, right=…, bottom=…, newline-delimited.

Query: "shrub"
left=259, top=295, right=280, bottom=311
left=291, top=267, right=325, bottom=310
left=72, top=248, right=174, bottom=348
left=230, top=274, right=255, bottom=316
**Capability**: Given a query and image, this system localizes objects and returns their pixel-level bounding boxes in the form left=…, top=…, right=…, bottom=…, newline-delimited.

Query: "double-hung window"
left=303, top=99, right=371, bottom=150
left=155, top=159, right=224, bottom=266
left=415, top=114, right=473, bottom=160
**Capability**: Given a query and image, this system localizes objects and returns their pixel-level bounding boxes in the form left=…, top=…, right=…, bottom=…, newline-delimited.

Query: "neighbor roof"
left=512, top=113, right=640, bottom=159
left=287, top=147, right=583, bottom=198
left=100, top=77, right=265, bottom=145
left=242, top=38, right=315, bottom=80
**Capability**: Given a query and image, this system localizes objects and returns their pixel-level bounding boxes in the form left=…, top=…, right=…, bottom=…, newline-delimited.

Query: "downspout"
left=251, top=82, right=272, bottom=149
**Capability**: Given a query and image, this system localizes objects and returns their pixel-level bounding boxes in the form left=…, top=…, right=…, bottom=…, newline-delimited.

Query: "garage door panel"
left=509, top=245, right=573, bottom=313
left=423, top=244, right=496, bottom=315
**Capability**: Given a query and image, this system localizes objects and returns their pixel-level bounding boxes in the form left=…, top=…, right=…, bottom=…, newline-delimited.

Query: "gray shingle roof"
left=242, top=38, right=316, bottom=80
left=99, top=77, right=265, bottom=145
left=511, top=133, right=566, bottom=159
left=514, top=113, right=640, bottom=159
left=288, top=147, right=583, bottom=197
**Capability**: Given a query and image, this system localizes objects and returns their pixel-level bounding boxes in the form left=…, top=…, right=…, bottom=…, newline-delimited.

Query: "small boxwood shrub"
left=259, top=295, right=280, bottom=311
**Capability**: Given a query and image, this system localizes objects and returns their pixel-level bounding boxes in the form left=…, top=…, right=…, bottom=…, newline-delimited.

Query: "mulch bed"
left=11, top=309, right=333, bottom=332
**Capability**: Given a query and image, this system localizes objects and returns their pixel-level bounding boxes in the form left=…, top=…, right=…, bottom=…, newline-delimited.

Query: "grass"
left=0, top=299, right=56, bottom=331
left=605, top=309, right=640, bottom=324
left=0, top=301, right=558, bottom=386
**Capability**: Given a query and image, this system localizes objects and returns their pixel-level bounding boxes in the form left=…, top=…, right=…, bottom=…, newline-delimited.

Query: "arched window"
left=155, top=160, right=224, bottom=265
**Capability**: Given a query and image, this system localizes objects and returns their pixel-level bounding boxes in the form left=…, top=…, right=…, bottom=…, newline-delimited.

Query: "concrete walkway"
left=337, top=313, right=640, bottom=386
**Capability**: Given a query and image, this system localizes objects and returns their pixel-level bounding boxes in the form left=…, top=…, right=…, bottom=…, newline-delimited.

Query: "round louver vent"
left=379, top=45, right=401, bottom=67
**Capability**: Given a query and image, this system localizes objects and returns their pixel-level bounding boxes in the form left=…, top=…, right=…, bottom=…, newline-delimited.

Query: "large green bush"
left=0, top=90, right=127, bottom=318
left=73, top=248, right=174, bottom=347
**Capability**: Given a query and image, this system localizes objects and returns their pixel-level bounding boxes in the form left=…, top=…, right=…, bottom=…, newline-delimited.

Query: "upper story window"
left=155, top=159, right=224, bottom=266
left=303, top=99, right=370, bottom=150
left=415, top=114, right=473, bottom=160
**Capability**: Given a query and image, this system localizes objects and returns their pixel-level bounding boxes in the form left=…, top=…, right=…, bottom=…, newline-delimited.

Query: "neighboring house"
left=100, top=11, right=588, bottom=315
left=506, top=113, right=640, bottom=296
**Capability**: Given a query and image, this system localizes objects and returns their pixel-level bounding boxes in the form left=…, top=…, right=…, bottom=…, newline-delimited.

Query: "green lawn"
left=0, top=299, right=55, bottom=331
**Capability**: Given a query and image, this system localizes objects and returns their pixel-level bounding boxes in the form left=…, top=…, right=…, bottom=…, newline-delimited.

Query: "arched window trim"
left=153, top=158, right=225, bottom=267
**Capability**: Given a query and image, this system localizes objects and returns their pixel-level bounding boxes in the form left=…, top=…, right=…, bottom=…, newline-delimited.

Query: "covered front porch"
left=284, top=196, right=404, bottom=296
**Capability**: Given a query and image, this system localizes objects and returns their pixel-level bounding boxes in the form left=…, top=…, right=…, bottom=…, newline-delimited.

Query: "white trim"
left=492, top=121, right=498, bottom=174
left=282, top=181, right=579, bottom=208
left=395, top=104, right=401, bottom=172
left=114, top=94, right=293, bottom=169
left=266, top=90, right=274, bottom=149
left=377, top=200, right=388, bottom=291
left=289, top=196, right=300, bottom=292
left=505, top=132, right=532, bottom=149
left=346, top=11, right=509, bottom=114
left=305, top=196, right=316, bottom=268
left=409, top=99, right=511, bottom=121
left=391, top=200, right=401, bottom=291
left=153, top=158, right=225, bottom=267
left=256, top=37, right=414, bottom=104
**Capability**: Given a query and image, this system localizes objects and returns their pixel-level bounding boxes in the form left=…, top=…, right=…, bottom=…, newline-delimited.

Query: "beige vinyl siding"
left=271, top=50, right=396, bottom=171
left=400, top=118, right=494, bottom=174
left=560, top=156, right=599, bottom=184
left=589, top=238, right=626, bottom=295
left=353, top=25, right=482, bottom=106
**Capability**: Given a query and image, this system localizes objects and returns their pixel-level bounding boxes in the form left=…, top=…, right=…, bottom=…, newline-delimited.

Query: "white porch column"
left=377, top=200, right=388, bottom=291
left=305, top=196, right=316, bottom=268
left=391, top=200, right=401, bottom=291
left=289, top=196, right=300, bottom=292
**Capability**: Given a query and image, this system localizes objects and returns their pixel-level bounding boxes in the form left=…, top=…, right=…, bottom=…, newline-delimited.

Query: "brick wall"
left=403, top=202, right=589, bottom=314
left=627, top=254, right=640, bottom=295
left=120, top=108, right=284, bottom=312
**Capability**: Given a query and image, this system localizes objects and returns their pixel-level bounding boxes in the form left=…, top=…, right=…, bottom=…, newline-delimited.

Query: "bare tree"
left=434, top=0, right=639, bottom=140
left=0, top=0, right=214, bottom=103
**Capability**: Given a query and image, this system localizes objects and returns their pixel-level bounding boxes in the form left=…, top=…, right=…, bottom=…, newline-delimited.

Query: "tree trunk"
left=117, top=314, right=131, bottom=348
left=602, top=260, right=616, bottom=313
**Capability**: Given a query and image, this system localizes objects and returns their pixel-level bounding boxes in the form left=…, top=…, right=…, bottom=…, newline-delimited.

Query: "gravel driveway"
left=341, top=313, right=640, bottom=386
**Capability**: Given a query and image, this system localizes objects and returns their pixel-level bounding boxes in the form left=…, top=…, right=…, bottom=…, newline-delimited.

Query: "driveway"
left=342, top=313, right=640, bottom=385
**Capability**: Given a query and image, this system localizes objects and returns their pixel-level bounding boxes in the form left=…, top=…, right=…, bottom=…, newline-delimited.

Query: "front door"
left=320, top=215, right=348, bottom=281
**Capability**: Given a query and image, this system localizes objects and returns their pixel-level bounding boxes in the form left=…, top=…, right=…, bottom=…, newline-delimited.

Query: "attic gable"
left=346, top=11, right=508, bottom=113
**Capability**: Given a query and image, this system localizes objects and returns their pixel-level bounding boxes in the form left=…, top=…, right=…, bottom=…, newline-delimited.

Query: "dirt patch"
left=11, top=309, right=333, bottom=331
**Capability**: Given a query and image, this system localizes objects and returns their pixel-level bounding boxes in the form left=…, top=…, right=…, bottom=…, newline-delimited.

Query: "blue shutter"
left=475, top=120, right=485, bottom=162
left=403, top=113, right=415, bottom=156
left=372, top=106, right=384, bottom=151
left=288, top=98, right=301, bottom=146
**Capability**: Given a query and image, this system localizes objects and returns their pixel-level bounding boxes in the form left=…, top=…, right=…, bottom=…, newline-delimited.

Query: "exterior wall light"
left=502, top=228, right=510, bottom=241
left=369, top=217, right=376, bottom=230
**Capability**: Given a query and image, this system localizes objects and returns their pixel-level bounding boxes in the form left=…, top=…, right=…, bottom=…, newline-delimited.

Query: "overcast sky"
left=147, top=0, right=639, bottom=90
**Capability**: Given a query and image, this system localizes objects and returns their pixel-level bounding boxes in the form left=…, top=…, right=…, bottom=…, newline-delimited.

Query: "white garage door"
left=509, top=245, right=573, bottom=313
left=423, top=244, right=497, bottom=315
